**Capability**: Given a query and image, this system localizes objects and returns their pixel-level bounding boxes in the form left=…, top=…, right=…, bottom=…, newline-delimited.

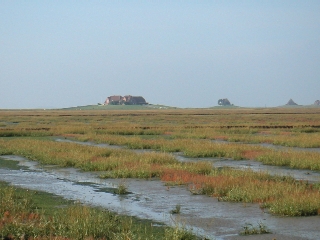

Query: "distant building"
left=122, top=95, right=147, bottom=105
left=314, top=100, right=320, bottom=105
left=104, top=95, right=148, bottom=105
left=104, top=95, right=123, bottom=105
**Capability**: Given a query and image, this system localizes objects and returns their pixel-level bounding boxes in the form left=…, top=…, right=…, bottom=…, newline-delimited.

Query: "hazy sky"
left=1, top=1, right=319, bottom=109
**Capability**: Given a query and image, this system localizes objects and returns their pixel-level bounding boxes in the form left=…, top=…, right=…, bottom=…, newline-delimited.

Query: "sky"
left=1, top=1, right=320, bottom=109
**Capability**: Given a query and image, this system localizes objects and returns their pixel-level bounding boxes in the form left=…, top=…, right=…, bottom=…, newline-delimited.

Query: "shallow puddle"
left=0, top=155, right=319, bottom=240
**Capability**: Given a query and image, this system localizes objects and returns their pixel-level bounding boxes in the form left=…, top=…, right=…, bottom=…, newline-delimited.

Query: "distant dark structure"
left=218, top=98, right=231, bottom=106
left=314, top=100, right=320, bottom=105
left=286, top=99, right=298, bottom=106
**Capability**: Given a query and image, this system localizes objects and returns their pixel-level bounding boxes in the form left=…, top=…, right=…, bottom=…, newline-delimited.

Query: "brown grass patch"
left=242, top=150, right=264, bottom=160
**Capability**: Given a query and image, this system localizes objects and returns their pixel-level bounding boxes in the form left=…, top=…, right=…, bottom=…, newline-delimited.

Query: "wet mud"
left=0, top=155, right=319, bottom=239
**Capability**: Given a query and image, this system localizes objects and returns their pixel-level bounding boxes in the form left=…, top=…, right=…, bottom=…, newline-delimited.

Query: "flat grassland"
left=1, top=107, right=320, bottom=238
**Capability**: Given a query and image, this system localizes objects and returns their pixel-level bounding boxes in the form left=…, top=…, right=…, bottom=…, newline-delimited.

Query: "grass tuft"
left=240, top=221, right=271, bottom=235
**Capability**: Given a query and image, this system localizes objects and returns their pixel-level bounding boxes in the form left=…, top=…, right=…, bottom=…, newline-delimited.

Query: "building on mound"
left=218, top=98, right=231, bottom=106
left=104, top=95, right=148, bottom=105
left=122, top=95, right=147, bottom=105
left=286, top=99, right=298, bottom=106
left=104, top=95, right=123, bottom=105
left=314, top=100, right=320, bottom=105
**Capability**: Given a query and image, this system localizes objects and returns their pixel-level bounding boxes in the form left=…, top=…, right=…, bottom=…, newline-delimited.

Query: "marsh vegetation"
left=1, top=108, right=320, bottom=238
